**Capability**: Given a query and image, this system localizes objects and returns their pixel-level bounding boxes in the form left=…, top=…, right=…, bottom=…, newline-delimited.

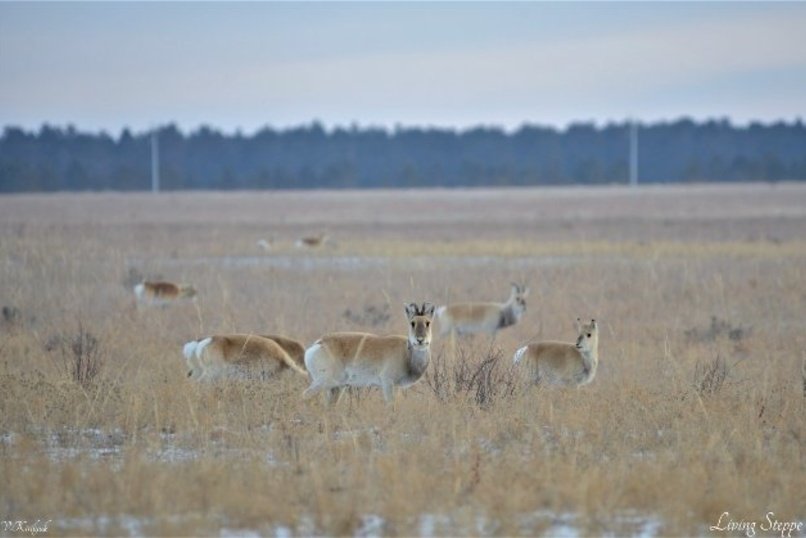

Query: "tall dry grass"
left=1, top=185, right=805, bottom=536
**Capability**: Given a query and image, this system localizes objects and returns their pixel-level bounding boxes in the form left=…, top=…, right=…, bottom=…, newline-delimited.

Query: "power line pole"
left=151, top=129, right=160, bottom=193
left=629, top=119, right=639, bottom=187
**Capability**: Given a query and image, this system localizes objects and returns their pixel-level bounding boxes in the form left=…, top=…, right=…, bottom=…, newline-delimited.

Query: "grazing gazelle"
left=436, top=283, right=528, bottom=336
left=513, top=319, right=599, bottom=387
left=295, top=232, right=328, bottom=249
left=134, top=281, right=197, bottom=306
left=182, top=333, right=308, bottom=381
left=303, top=302, right=435, bottom=405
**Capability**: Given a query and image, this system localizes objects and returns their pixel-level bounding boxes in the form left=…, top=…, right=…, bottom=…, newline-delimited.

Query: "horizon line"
left=4, top=115, right=806, bottom=138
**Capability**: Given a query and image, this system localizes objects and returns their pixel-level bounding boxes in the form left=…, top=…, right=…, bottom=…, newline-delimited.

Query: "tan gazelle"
left=182, top=333, right=307, bottom=381
left=134, top=281, right=197, bottom=306
left=513, top=318, right=599, bottom=387
left=303, top=302, right=435, bottom=404
left=295, top=232, right=328, bottom=249
left=436, top=283, right=528, bottom=336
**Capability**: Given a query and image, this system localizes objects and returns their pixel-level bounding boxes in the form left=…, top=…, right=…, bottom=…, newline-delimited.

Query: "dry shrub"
left=692, top=354, right=742, bottom=397
left=46, top=322, right=104, bottom=388
left=426, top=344, right=519, bottom=407
left=685, top=315, right=751, bottom=343
left=342, top=303, right=391, bottom=327
left=2, top=305, right=21, bottom=325
left=694, top=354, right=727, bottom=396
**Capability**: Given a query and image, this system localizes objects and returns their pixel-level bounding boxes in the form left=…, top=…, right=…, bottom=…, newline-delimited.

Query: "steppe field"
left=1, top=183, right=805, bottom=537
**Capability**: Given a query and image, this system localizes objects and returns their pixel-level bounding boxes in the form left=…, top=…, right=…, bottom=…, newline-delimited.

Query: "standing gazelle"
left=134, top=281, right=197, bottom=306
left=513, top=319, right=599, bottom=387
left=303, top=302, right=435, bottom=405
left=182, top=333, right=307, bottom=381
left=436, top=283, right=528, bottom=336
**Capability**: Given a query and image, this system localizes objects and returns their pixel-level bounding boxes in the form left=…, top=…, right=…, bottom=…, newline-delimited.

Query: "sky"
left=1, top=2, right=805, bottom=134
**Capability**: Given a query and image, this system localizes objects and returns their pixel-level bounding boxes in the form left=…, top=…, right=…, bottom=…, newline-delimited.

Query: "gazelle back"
left=303, top=302, right=435, bottom=404
left=182, top=333, right=307, bottom=381
left=436, top=283, right=528, bottom=336
left=134, top=281, right=197, bottom=306
left=295, top=232, right=328, bottom=248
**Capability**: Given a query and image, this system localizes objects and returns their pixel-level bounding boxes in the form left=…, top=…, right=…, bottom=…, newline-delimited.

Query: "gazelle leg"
left=325, top=386, right=344, bottom=406
left=381, top=380, right=395, bottom=404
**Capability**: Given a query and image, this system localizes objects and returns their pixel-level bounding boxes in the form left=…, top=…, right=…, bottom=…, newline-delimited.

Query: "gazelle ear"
left=423, top=302, right=436, bottom=317
left=591, top=319, right=597, bottom=329
left=404, top=303, right=416, bottom=319
left=575, top=317, right=582, bottom=331
left=521, top=285, right=530, bottom=297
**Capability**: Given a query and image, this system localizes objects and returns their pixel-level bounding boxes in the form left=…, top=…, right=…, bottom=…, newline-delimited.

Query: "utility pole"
left=151, top=129, right=160, bottom=193
left=629, top=119, right=639, bottom=187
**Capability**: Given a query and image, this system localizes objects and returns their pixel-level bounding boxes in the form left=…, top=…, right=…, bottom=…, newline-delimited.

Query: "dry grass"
left=1, top=184, right=805, bottom=536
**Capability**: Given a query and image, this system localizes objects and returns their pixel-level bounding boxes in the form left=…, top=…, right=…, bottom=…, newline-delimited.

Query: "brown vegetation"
left=1, top=184, right=805, bottom=536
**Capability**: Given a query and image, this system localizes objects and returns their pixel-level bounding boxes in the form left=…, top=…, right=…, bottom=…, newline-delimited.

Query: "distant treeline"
left=1, top=119, right=805, bottom=192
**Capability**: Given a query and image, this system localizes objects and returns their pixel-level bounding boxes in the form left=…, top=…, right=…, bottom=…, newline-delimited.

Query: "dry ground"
left=1, top=183, right=805, bottom=536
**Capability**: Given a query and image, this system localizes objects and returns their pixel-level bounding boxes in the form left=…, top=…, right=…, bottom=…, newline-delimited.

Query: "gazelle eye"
left=411, top=322, right=416, bottom=328
left=587, top=333, right=591, bottom=338
left=426, top=321, right=430, bottom=327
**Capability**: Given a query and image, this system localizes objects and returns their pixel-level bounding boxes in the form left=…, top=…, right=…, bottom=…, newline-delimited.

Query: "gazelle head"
left=575, top=318, right=598, bottom=353
left=405, top=302, right=435, bottom=350
left=509, top=283, right=529, bottom=315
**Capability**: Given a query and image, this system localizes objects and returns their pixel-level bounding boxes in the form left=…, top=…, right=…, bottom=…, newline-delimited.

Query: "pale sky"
left=1, top=2, right=805, bottom=134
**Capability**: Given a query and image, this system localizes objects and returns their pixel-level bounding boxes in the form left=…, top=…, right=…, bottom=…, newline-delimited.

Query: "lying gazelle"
left=513, top=318, right=599, bottom=387
left=303, top=302, right=435, bottom=405
left=182, top=333, right=307, bottom=381
left=295, top=232, right=328, bottom=249
left=436, top=283, right=528, bottom=336
left=134, top=281, right=197, bottom=306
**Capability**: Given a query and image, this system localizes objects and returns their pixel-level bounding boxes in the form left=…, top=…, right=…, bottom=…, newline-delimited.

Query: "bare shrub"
left=342, top=303, right=390, bottom=327
left=2, top=305, right=21, bottom=324
left=685, top=315, right=751, bottom=343
left=426, top=345, right=519, bottom=407
left=46, top=323, right=104, bottom=388
left=693, top=354, right=731, bottom=397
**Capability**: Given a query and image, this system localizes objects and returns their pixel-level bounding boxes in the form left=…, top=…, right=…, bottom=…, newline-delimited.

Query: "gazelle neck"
left=579, top=344, right=598, bottom=372
left=499, top=300, right=521, bottom=329
left=406, top=341, right=431, bottom=379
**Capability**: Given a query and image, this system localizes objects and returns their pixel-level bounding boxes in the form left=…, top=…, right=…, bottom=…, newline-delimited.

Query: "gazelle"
left=436, top=283, right=528, bottom=336
left=295, top=232, right=328, bottom=249
left=134, top=281, right=197, bottom=306
left=182, top=333, right=307, bottom=381
left=303, top=302, right=435, bottom=405
left=513, top=319, right=599, bottom=387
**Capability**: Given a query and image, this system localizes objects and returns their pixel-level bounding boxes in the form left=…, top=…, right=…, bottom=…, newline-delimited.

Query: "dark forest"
left=2, top=118, right=804, bottom=192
